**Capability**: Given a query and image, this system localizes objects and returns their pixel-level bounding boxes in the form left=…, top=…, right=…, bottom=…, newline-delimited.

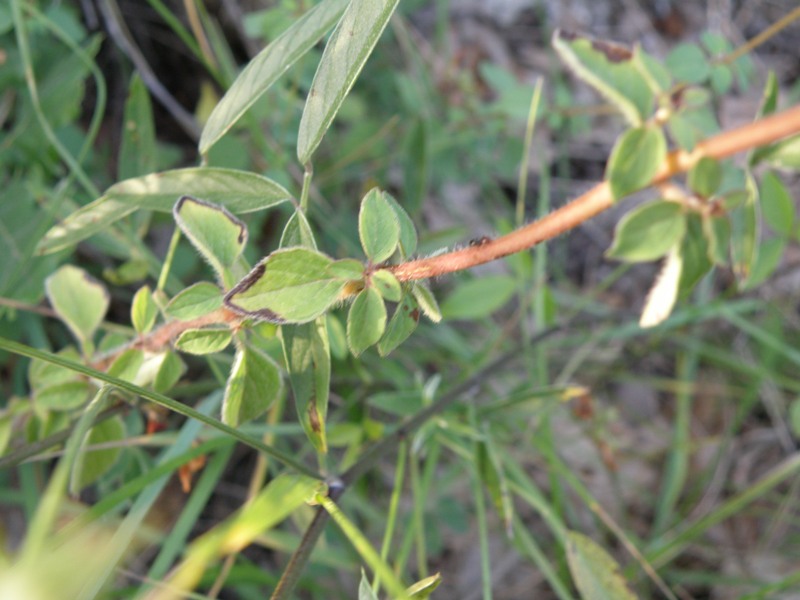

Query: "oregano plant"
left=2, top=1, right=800, bottom=599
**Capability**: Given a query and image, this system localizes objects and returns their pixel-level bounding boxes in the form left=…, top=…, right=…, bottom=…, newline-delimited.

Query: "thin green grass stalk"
left=722, top=307, right=800, bottom=366
left=87, top=394, right=220, bottom=600
left=144, top=0, right=219, bottom=81
left=646, top=452, right=800, bottom=568
left=373, top=439, right=408, bottom=595
left=20, top=386, right=112, bottom=565
left=511, top=515, right=575, bottom=600
left=11, top=0, right=100, bottom=199
left=0, top=337, right=324, bottom=480
left=59, top=438, right=231, bottom=538
left=739, top=569, right=800, bottom=599
left=147, top=443, right=236, bottom=580
left=18, top=462, right=38, bottom=522
left=317, top=494, right=410, bottom=600
left=157, top=227, right=182, bottom=293
left=410, top=445, right=428, bottom=578
left=469, top=403, right=493, bottom=600
left=505, top=460, right=567, bottom=544
left=516, top=79, right=544, bottom=228
left=653, top=348, right=698, bottom=534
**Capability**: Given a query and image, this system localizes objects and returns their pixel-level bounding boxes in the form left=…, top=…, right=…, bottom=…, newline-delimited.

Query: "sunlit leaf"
left=175, top=328, right=233, bottom=355
left=606, top=200, right=685, bottom=262
left=38, top=168, right=291, bottom=254
left=297, top=0, right=402, bottom=163
left=358, top=188, right=400, bottom=263
left=552, top=30, right=654, bottom=125
left=639, top=247, right=682, bottom=328
left=45, top=265, right=110, bottom=344
left=131, top=285, right=158, bottom=335
left=371, top=269, right=401, bottom=302
left=222, top=345, right=282, bottom=427
left=166, top=282, right=223, bottom=320
left=347, top=287, right=387, bottom=356
left=606, top=125, right=667, bottom=201
left=199, top=0, right=350, bottom=154
left=411, top=282, right=441, bottom=323
left=225, top=248, right=349, bottom=324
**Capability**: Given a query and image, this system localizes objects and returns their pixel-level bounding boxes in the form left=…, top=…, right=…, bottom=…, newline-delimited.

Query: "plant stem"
left=390, top=104, right=800, bottom=282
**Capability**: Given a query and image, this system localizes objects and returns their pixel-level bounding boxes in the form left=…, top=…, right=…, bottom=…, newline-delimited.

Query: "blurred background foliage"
left=2, top=0, right=800, bottom=598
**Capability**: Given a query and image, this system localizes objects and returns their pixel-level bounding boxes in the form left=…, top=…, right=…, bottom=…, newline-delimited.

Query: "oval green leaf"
left=441, top=275, right=517, bottom=320
left=377, top=293, right=420, bottom=356
left=166, top=282, right=223, bottom=320
left=107, top=349, right=145, bottom=383
left=411, top=282, right=442, bottom=323
left=639, top=247, right=682, bottom=328
left=281, top=318, right=331, bottom=453
left=759, top=171, right=795, bottom=237
left=371, top=269, right=401, bottom=302
left=297, top=0, right=402, bottom=164
left=687, top=157, right=721, bottom=198
left=606, top=200, right=686, bottom=262
left=36, top=381, right=91, bottom=411
left=359, top=188, right=400, bottom=263
left=225, top=248, right=348, bottom=324
left=222, top=345, right=283, bottom=427
left=38, top=168, right=291, bottom=255
left=606, top=125, right=667, bottom=201
left=383, top=191, right=418, bottom=258
left=552, top=30, right=653, bottom=126
left=131, top=285, right=158, bottom=335
left=566, top=531, right=638, bottom=600
left=173, top=196, right=248, bottom=279
left=175, top=328, right=233, bottom=355
left=72, top=415, right=126, bottom=490
left=199, top=0, right=349, bottom=154
left=153, top=350, right=186, bottom=393
left=45, top=265, right=110, bottom=344
left=347, top=287, right=387, bottom=356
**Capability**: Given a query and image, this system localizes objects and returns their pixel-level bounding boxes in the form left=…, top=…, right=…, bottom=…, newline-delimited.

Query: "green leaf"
left=371, top=269, right=401, bottom=302
left=166, top=282, right=223, bottom=320
left=678, top=215, right=712, bottom=294
left=759, top=171, right=795, bottom=236
left=175, top=328, right=233, bottom=355
left=71, top=415, right=125, bottom=490
left=639, top=247, right=682, bottom=328
left=606, top=125, right=667, bottom=201
left=222, top=345, right=283, bottom=427
left=297, top=0, right=402, bottom=163
left=710, top=64, right=733, bottom=95
left=687, top=157, right=721, bottom=198
left=224, top=248, right=349, bottom=324
left=665, top=43, right=710, bottom=84
left=131, top=285, right=158, bottom=335
left=753, top=134, right=800, bottom=170
left=281, top=319, right=331, bottom=452
left=280, top=209, right=318, bottom=249
left=199, top=0, right=350, bottom=154
left=118, top=73, right=156, bottom=180
left=566, top=531, right=637, bottom=600
left=107, top=349, right=145, bottom=383
left=358, top=188, right=401, bottom=263
left=606, top=200, right=686, bottom=262
left=441, top=275, right=517, bottom=320
left=703, top=215, right=730, bottom=266
left=173, top=196, right=248, bottom=282
left=35, top=381, right=90, bottom=412
left=378, top=293, right=420, bottom=356
left=383, top=192, right=418, bottom=258
left=746, top=237, right=785, bottom=289
left=359, top=571, right=379, bottom=600
left=552, top=30, right=654, bottom=126
left=38, top=168, right=291, bottom=254
left=45, top=265, right=110, bottom=344
left=327, top=259, right=365, bottom=281
left=327, top=315, right=348, bottom=360
left=347, top=287, right=387, bottom=356
left=406, top=573, right=443, bottom=599
left=411, top=282, right=441, bottom=323
left=153, top=351, right=186, bottom=393
left=29, top=347, right=83, bottom=392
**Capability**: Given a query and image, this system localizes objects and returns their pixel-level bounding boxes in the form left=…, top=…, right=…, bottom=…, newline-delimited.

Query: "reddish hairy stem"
left=391, top=104, right=800, bottom=282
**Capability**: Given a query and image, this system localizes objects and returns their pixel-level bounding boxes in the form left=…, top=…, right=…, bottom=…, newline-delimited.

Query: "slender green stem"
left=300, top=165, right=313, bottom=213
left=516, top=78, right=543, bottom=227
left=157, top=227, right=182, bottom=293
left=373, top=440, right=407, bottom=595
left=410, top=448, right=427, bottom=578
